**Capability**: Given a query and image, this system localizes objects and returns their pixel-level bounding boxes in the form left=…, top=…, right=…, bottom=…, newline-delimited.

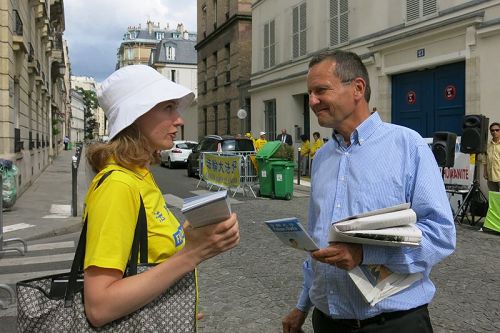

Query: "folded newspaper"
left=328, top=203, right=422, bottom=247
left=348, top=265, right=423, bottom=306
left=181, top=190, right=231, bottom=228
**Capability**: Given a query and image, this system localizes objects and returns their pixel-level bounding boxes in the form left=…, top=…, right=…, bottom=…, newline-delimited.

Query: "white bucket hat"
left=97, top=65, right=195, bottom=140
left=259, top=131, right=266, bottom=136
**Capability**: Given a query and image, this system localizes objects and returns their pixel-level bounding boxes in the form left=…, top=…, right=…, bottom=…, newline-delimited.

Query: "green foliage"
left=76, top=87, right=99, bottom=140
left=272, top=143, right=294, bottom=160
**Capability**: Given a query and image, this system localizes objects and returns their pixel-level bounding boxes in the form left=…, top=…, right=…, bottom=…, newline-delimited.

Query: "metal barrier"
left=197, top=151, right=258, bottom=197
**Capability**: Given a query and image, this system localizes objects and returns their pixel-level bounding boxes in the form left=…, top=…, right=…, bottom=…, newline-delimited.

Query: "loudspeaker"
left=432, top=132, right=457, bottom=168
left=460, top=115, right=489, bottom=154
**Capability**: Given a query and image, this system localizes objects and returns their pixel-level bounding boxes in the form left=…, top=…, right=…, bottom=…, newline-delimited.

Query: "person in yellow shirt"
left=484, top=122, right=500, bottom=191
left=299, top=134, right=311, bottom=176
left=82, top=65, right=240, bottom=328
left=254, top=131, right=268, bottom=152
left=310, top=131, right=324, bottom=162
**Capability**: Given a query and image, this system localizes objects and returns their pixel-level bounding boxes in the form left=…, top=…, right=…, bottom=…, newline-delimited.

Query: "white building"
left=71, top=76, right=107, bottom=140
left=70, top=89, right=85, bottom=142
left=250, top=0, right=500, bottom=145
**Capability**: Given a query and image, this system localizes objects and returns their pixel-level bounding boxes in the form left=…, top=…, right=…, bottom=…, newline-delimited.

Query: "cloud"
left=64, top=0, right=197, bottom=82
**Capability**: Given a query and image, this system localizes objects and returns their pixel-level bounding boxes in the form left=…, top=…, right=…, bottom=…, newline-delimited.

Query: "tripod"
left=454, top=163, right=488, bottom=225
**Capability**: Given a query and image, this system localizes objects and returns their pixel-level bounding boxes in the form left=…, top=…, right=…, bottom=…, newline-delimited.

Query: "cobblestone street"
left=178, top=196, right=500, bottom=333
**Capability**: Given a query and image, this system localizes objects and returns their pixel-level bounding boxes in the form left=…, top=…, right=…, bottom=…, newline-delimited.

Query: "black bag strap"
left=127, top=195, right=148, bottom=275
left=65, top=170, right=148, bottom=306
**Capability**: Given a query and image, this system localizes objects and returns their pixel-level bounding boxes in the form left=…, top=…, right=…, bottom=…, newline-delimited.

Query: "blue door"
left=392, top=62, right=465, bottom=137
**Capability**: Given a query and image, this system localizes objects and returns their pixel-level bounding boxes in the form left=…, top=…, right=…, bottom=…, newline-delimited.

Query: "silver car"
left=160, top=140, right=198, bottom=168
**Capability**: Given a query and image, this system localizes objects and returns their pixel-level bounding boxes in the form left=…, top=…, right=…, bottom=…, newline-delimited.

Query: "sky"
left=64, top=0, right=197, bottom=82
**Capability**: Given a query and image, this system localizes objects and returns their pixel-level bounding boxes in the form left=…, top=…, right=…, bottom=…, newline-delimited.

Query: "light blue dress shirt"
left=296, top=113, right=456, bottom=320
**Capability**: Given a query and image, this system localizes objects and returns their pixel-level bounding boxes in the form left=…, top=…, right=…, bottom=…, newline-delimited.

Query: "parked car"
left=186, top=135, right=255, bottom=177
left=160, top=140, right=198, bottom=168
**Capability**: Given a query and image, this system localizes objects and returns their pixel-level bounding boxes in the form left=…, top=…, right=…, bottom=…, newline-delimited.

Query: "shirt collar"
left=332, top=112, right=382, bottom=147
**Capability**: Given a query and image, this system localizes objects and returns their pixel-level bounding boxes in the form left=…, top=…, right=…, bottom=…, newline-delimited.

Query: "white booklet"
left=348, top=265, right=423, bottom=306
left=329, top=203, right=422, bottom=247
left=265, top=217, right=319, bottom=252
left=181, top=190, right=231, bottom=228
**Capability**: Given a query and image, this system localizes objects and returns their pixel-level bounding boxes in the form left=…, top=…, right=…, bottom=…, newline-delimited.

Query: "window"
left=406, top=0, right=437, bottom=22
left=292, top=2, right=307, bottom=58
left=127, top=48, right=133, bottom=60
left=213, top=0, right=218, bottom=29
left=225, top=44, right=231, bottom=82
left=156, top=32, right=165, bottom=40
left=202, top=58, right=207, bottom=93
left=166, top=46, right=176, bottom=60
left=203, top=108, right=208, bottom=135
left=264, top=100, right=276, bottom=140
left=213, top=105, right=219, bottom=135
left=225, top=102, right=231, bottom=134
left=171, top=70, right=176, bottom=82
left=213, top=52, right=218, bottom=88
left=264, top=20, right=276, bottom=69
left=330, top=0, right=348, bottom=46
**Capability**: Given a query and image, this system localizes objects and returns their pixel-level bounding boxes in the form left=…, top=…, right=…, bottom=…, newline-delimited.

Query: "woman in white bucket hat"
left=83, top=65, right=239, bottom=328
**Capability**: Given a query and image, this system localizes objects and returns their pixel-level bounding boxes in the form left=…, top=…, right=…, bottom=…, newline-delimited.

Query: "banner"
left=202, top=154, right=241, bottom=188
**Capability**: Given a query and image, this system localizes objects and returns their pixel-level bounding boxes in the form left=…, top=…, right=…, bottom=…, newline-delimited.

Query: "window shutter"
left=406, top=0, right=420, bottom=21
left=264, top=22, right=270, bottom=68
left=339, top=0, right=348, bottom=44
left=330, top=0, right=339, bottom=46
left=423, top=0, right=437, bottom=16
left=299, top=3, right=307, bottom=56
left=270, top=20, right=275, bottom=66
left=292, top=6, right=299, bottom=58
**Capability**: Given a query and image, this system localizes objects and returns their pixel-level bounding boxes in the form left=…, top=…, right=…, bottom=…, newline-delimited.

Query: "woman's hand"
left=181, top=213, right=240, bottom=264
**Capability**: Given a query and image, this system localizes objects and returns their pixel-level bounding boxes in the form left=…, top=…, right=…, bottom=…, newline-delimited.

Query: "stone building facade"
left=0, top=0, right=70, bottom=195
left=250, top=0, right=500, bottom=147
left=116, top=21, right=199, bottom=141
left=196, top=0, right=253, bottom=139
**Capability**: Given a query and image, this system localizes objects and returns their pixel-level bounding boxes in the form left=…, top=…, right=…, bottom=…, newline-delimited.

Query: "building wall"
left=70, top=89, right=85, bottom=142
left=196, top=0, right=253, bottom=140
left=250, top=0, right=500, bottom=143
left=71, top=75, right=106, bottom=140
left=0, top=0, right=69, bottom=196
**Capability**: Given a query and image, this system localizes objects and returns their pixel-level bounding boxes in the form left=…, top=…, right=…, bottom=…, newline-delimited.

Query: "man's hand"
left=311, top=242, right=363, bottom=270
left=282, top=308, right=307, bottom=333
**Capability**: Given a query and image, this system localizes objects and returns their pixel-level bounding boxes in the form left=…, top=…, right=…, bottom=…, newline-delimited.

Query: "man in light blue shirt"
left=282, top=51, right=456, bottom=333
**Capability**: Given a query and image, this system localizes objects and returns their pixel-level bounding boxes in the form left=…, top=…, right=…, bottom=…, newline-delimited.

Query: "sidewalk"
left=1, top=148, right=89, bottom=243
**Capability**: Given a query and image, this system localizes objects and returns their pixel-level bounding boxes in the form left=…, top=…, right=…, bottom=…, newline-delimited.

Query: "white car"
left=160, top=140, right=198, bottom=168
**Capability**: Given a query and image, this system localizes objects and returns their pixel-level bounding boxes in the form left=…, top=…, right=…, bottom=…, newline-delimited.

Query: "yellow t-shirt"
left=300, top=141, right=310, bottom=157
left=83, top=163, right=185, bottom=273
left=486, top=140, right=500, bottom=182
left=310, top=138, right=324, bottom=159
left=254, top=138, right=268, bottom=152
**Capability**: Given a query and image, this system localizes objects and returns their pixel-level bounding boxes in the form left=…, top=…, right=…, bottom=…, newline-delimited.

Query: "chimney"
left=147, top=20, right=153, bottom=34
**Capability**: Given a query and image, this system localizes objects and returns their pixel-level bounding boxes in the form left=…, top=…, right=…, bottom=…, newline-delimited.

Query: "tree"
left=76, top=87, right=99, bottom=140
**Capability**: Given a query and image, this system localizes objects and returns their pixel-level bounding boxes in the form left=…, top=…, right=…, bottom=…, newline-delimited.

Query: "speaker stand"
left=454, top=163, right=488, bottom=225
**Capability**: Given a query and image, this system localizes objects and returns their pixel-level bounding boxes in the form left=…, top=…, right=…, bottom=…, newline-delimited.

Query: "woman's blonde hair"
left=86, top=124, right=159, bottom=173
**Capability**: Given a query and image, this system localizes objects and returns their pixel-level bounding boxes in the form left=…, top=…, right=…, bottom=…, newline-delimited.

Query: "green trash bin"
left=67, top=142, right=73, bottom=150
left=256, top=141, right=283, bottom=198
left=272, top=160, right=294, bottom=200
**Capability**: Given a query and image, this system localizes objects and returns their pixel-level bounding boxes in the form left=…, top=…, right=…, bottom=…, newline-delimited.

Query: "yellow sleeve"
left=84, top=178, right=140, bottom=273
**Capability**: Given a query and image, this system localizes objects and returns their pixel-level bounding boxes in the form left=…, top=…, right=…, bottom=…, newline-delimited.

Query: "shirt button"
left=340, top=177, right=345, bottom=181
left=329, top=290, right=334, bottom=294
left=336, top=203, right=341, bottom=208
